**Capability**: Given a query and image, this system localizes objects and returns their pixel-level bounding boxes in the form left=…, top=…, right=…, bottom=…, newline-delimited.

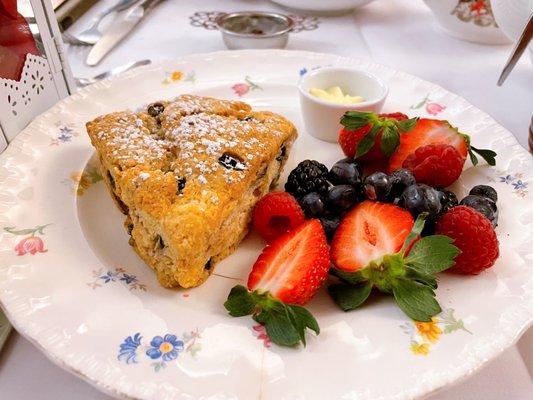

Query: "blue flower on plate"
left=118, top=333, right=142, bottom=364
left=499, top=175, right=514, bottom=184
left=512, top=180, right=527, bottom=190
left=120, top=273, right=138, bottom=285
left=99, top=270, right=118, bottom=283
left=57, top=126, right=74, bottom=142
left=299, top=67, right=308, bottom=76
left=146, top=334, right=184, bottom=362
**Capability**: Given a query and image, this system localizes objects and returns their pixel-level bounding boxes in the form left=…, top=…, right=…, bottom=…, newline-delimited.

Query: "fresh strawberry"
left=339, top=111, right=417, bottom=162
left=329, top=209, right=460, bottom=322
left=331, top=201, right=414, bottom=272
left=252, top=192, right=305, bottom=242
left=248, top=219, right=330, bottom=304
left=224, top=219, right=329, bottom=347
left=436, top=206, right=499, bottom=275
left=402, top=144, right=465, bottom=188
left=388, top=119, right=496, bottom=174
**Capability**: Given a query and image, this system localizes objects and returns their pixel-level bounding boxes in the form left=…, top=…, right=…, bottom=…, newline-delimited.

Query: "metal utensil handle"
left=101, top=0, right=140, bottom=18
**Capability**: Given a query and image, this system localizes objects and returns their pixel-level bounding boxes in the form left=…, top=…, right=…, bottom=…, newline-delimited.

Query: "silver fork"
left=74, top=59, right=151, bottom=87
left=74, top=0, right=141, bottom=45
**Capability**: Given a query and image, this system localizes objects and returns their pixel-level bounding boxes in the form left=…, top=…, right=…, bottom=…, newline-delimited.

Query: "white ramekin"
left=298, top=67, right=388, bottom=142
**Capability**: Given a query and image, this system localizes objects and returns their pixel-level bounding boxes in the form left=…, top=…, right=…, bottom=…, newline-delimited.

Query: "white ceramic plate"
left=270, top=0, right=376, bottom=14
left=0, top=50, right=532, bottom=400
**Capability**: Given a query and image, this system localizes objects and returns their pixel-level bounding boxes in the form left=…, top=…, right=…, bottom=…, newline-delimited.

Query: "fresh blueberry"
left=327, top=185, right=358, bottom=211
left=299, top=192, right=325, bottom=218
left=319, top=214, right=341, bottom=241
left=438, top=190, right=459, bottom=213
left=469, top=185, right=498, bottom=203
left=389, top=169, right=416, bottom=200
left=460, top=195, right=498, bottom=227
left=364, top=172, right=391, bottom=202
left=328, top=159, right=362, bottom=187
left=400, top=184, right=442, bottom=217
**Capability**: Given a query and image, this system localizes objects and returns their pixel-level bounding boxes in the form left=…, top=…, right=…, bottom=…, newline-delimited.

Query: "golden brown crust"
left=86, top=95, right=297, bottom=288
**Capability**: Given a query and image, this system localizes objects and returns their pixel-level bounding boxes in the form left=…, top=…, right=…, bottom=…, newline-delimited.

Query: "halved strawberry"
left=339, top=111, right=417, bottom=162
left=248, top=219, right=330, bottom=304
left=388, top=119, right=496, bottom=173
left=224, top=219, right=329, bottom=347
left=328, top=211, right=460, bottom=322
left=331, top=201, right=414, bottom=272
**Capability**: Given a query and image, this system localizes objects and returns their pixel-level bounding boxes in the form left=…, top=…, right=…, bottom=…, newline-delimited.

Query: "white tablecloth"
left=1, top=0, right=531, bottom=399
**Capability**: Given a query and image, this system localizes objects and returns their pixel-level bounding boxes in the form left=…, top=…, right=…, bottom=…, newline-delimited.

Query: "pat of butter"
left=309, top=86, right=364, bottom=104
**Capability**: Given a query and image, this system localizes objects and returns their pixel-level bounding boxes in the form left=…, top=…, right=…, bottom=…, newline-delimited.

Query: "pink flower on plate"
left=232, top=83, right=250, bottom=97
left=15, top=236, right=47, bottom=256
left=426, top=102, right=446, bottom=116
left=252, top=324, right=271, bottom=348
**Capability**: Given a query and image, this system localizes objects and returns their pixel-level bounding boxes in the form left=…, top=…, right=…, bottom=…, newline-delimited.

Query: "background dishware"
left=423, top=0, right=512, bottom=44
left=74, top=0, right=140, bottom=45
left=270, top=0, right=376, bottom=15
left=86, top=0, right=162, bottom=66
left=74, top=59, right=151, bottom=86
left=498, top=14, right=533, bottom=85
left=298, top=67, right=388, bottom=142
left=0, top=309, right=11, bottom=354
left=215, top=11, right=293, bottom=49
left=492, top=0, right=533, bottom=60
left=0, top=50, right=531, bottom=400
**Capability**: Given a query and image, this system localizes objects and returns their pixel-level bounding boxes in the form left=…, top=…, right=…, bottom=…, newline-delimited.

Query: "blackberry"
left=285, top=160, right=330, bottom=198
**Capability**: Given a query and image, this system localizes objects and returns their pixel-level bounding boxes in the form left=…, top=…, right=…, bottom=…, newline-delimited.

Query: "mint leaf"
left=396, top=117, right=418, bottom=132
left=330, top=268, right=367, bottom=285
left=264, top=309, right=302, bottom=347
left=224, top=285, right=255, bottom=316
left=328, top=282, right=372, bottom=311
left=356, top=124, right=381, bottom=158
left=400, top=213, right=427, bottom=255
left=471, top=146, right=497, bottom=166
left=392, top=278, right=441, bottom=321
left=380, top=125, right=400, bottom=156
left=405, top=267, right=437, bottom=289
left=405, top=235, right=460, bottom=274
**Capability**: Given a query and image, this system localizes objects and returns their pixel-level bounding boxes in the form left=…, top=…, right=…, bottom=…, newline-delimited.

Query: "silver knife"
left=86, top=0, right=162, bottom=66
left=497, top=13, right=533, bottom=86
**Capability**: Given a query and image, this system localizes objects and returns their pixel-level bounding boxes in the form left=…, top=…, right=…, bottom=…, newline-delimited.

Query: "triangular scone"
left=86, top=95, right=297, bottom=288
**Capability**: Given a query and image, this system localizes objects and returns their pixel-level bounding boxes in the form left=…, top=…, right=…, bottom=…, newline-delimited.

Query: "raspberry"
left=252, top=192, right=306, bottom=242
left=402, top=144, right=465, bottom=188
left=379, top=112, right=409, bottom=121
left=436, top=206, right=499, bottom=275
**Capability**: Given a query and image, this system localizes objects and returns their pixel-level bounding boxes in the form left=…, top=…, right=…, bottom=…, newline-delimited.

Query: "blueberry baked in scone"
left=86, top=95, right=297, bottom=288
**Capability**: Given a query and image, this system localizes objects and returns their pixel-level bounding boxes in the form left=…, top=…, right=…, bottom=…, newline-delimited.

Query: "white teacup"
left=298, top=67, right=388, bottom=143
left=423, top=0, right=512, bottom=45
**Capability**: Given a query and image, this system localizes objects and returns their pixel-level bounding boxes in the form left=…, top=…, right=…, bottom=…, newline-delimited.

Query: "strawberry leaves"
left=328, top=214, right=460, bottom=321
left=224, top=285, right=319, bottom=347
left=462, top=134, right=497, bottom=166
left=340, top=111, right=418, bottom=158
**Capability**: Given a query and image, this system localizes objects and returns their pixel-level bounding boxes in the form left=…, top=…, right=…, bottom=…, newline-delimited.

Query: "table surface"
left=1, top=0, right=532, bottom=399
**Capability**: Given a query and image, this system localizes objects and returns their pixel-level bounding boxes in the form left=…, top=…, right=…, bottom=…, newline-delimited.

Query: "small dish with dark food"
left=215, top=11, right=294, bottom=50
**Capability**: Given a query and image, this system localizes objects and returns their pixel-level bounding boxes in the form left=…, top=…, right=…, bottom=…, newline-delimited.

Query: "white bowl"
left=270, top=0, right=376, bottom=15
left=298, top=67, right=388, bottom=142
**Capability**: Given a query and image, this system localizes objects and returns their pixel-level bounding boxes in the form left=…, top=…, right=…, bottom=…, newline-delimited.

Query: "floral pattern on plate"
left=487, top=170, right=529, bottom=198
left=62, top=167, right=102, bottom=196
left=232, top=76, right=262, bottom=97
left=401, top=309, right=471, bottom=356
left=118, top=329, right=202, bottom=372
left=410, top=94, right=446, bottom=115
left=3, top=224, right=51, bottom=256
left=50, top=123, right=79, bottom=146
left=163, top=70, right=197, bottom=84
left=87, top=267, right=147, bottom=291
